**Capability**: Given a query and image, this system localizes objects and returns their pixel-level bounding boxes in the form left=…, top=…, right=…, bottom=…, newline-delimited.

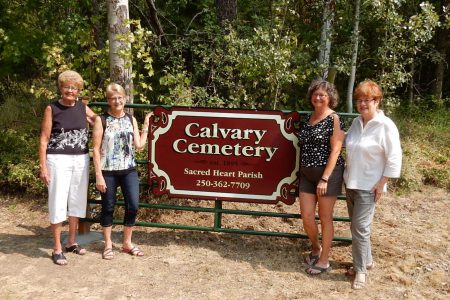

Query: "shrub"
left=391, top=104, right=450, bottom=192
left=0, top=129, right=44, bottom=195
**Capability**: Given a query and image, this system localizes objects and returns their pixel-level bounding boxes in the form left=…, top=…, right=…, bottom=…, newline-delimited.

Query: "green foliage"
left=152, top=1, right=314, bottom=109
left=0, top=86, right=47, bottom=194
left=0, top=129, right=44, bottom=195
left=32, top=19, right=155, bottom=103
left=0, top=0, right=449, bottom=196
left=365, top=1, right=439, bottom=93
left=391, top=103, right=450, bottom=192
left=224, top=25, right=307, bottom=109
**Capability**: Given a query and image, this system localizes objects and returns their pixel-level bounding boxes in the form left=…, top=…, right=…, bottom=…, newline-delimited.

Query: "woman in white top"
left=344, top=80, right=402, bottom=289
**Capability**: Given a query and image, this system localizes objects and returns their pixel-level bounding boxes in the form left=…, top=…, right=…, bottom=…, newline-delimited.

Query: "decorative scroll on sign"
left=148, top=107, right=300, bottom=204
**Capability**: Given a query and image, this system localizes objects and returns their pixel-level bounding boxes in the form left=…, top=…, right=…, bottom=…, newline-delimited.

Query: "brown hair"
left=306, top=79, right=339, bottom=108
left=354, top=80, right=383, bottom=103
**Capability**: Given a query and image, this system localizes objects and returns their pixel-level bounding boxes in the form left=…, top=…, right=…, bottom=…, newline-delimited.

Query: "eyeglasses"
left=356, top=99, right=375, bottom=104
left=108, top=96, right=124, bottom=101
left=62, top=86, right=80, bottom=91
left=312, top=92, right=328, bottom=99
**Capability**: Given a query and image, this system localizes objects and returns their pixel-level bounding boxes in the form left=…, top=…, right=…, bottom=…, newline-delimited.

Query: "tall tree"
left=318, top=0, right=335, bottom=79
left=346, top=0, right=360, bottom=113
left=145, top=0, right=167, bottom=45
left=108, top=0, right=133, bottom=103
left=433, top=2, right=449, bottom=100
left=216, top=0, right=237, bottom=24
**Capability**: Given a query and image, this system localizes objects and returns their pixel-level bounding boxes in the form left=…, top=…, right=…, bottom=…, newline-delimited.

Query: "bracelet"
left=321, top=177, right=328, bottom=182
left=142, top=129, right=148, bottom=133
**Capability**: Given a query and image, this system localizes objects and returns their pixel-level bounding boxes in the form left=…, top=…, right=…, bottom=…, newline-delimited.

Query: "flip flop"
left=65, top=244, right=86, bottom=255
left=122, top=246, right=144, bottom=256
left=305, top=252, right=320, bottom=266
left=102, top=248, right=114, bottom=260
left=305, top=264, right=331, bottom=275
left=51, top=252, right=68, bottom=266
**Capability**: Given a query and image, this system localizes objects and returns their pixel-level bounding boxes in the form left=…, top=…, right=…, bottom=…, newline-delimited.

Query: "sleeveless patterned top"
left=47, top=100, right=88, bottom=155
left=100, top=113, right=136, bottom=174
left=298, top=113, right=345, bottom=167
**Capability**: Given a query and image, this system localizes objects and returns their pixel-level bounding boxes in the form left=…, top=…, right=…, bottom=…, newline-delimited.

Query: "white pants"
left=47, top=154, right=89, bottom=224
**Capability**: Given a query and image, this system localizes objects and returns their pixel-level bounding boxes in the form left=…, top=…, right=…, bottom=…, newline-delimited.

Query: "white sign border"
left=151, top=110, right=300, bottom=202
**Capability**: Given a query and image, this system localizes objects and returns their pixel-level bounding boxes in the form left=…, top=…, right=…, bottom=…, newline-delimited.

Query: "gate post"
left=214, top=201, right=223, bottom=229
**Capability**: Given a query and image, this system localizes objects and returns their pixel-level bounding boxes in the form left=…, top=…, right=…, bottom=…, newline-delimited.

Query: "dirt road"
left=0, top=187, right=448, bottom=299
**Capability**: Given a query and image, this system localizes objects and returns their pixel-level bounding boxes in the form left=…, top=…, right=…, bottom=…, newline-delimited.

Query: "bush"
left=0, top=88, right=47, bottom=195
left=391, top=104, right=450, bottom=192
left=0, top=129, right=44, bottom=195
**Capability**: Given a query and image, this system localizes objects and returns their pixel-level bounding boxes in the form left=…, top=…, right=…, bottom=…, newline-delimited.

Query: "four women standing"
left=40, top=72, right=402, bottom=289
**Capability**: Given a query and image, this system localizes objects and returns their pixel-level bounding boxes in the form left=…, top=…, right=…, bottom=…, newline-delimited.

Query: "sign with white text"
left=148, top=107, right=300, bottom=204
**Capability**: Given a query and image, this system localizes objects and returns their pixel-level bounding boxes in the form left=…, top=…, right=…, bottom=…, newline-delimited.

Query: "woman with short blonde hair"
left=92, top=83, right=152, bottom=260
left=39, top=70, right=96, bottom=265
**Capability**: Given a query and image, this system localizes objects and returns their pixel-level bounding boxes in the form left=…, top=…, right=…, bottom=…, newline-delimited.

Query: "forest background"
left=0, top=0, right=449, bottom=196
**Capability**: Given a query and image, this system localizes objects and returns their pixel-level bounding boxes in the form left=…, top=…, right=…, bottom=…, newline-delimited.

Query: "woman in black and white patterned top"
left=298, top=80, right=345, bottom=275
left=39, top=70, right=97, bottom=266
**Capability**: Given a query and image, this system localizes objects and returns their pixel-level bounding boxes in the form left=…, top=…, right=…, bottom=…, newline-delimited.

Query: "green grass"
left=392, top=106, right=450, bottom=192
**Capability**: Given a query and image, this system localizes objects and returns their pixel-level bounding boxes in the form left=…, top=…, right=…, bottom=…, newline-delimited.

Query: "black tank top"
left=46, top=100, right=89, bottom=155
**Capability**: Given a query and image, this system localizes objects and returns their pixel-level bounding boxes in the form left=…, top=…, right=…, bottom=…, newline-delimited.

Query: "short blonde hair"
left=58, top=70, right=84, bottom=89
left=354, top=80, right=383, bottom=103
left=106, top=83, right=126, bottom=99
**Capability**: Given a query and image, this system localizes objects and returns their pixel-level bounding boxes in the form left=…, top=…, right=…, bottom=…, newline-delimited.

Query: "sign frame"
left=148, top=106, right=300, bottom=205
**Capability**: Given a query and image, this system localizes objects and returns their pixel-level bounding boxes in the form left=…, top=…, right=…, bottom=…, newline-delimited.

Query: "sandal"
left=305, top=252, right=320, bottom=266
left=352, top=272, right=367, bottom=289
left=102, top=248, right=114, bottom=260
left=65, top=244, right=86, bottom=255
left=51, top=252, right=68, bottom=266
left=346, top=261, right=375, bottom=277
left=305, top=264, right=331, bottom=275
left=122, top=246, right=144, bottom=256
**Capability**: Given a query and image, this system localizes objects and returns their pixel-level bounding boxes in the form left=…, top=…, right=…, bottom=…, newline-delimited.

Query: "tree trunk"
left=318, top=0, right=335, bottom=79
left=90, top=0, right=105, bottom=89
left=434, top=27, right=449, bottom=100
left=346, top=0, right=360, bottom=113
left=108, top=0, right=133, bottom=104
left=215, top=0, right=237, bottom=24
left=145, top=0, right=167, bottom=45
left=92, top=0, right=104, bottom=49
left=408, top=60, right=415, bottom=105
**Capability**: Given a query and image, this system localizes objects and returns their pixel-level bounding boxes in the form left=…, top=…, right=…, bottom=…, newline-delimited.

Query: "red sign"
left=148, top=107, right=300, bottom=204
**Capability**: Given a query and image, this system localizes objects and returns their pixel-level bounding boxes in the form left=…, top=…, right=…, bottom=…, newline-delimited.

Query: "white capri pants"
left=47, top=154, right=89, bottom=224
